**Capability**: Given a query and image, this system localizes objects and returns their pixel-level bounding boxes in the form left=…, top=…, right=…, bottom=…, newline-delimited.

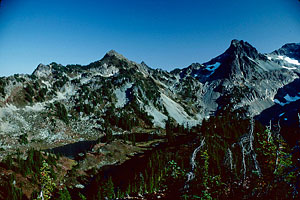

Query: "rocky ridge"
left=0, top=39, right=299, bottom=154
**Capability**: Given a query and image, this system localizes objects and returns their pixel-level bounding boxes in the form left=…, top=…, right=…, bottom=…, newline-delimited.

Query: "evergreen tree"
left=102, top=177, right=115, bottom=199
left=165, top=118, right=175, bottom=144
left=58, top=188, right=71, bottom=200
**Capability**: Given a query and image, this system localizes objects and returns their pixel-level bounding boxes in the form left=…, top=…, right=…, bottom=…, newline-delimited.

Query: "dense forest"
left=0, top=111, right=299, bottom=200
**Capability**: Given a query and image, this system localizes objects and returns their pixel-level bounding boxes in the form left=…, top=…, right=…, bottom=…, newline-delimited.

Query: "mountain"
left=271, top=42, right=300, bottom=61
left=174, top=40, right=300, bottom=119
left=0, top=40, right=300, bottom=155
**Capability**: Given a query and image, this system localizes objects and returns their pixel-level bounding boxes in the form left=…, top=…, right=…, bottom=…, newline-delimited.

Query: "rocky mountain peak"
left=196, top=40, right=265, bottom=81
left=272, top=43, right=300, bottom=61
left=225, top=39, right=260, bottom=59
left=105, top=50, right=127, bottom=61
left=86, top=50, right=132, bottom=72
left=280, top=43, right=300, bottom=51
left=230, top=39, right=243, bottom=47
left=32, top=63, right=52, bottom=78
left=140, top=61, right=148, bottom=67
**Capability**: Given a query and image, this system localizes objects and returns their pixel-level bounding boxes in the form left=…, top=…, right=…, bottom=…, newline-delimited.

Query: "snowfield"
left=205, top=62, right=221, bottom=76
left=274, top=93, right=300, bottom=106
left=206, top=62, right=221, bottom=71
left=282, top=66, right=297, bottom=70
left=277, top=56, right=300, bottom=66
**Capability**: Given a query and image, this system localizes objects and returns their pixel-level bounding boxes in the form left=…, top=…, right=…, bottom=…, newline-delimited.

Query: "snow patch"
left=274, top=99, right=286, bottom=106
left=274, top=94, right=300, bottom=106
left=204, top=62, right=221, bottom=76
left=284, top=94, right=300, bottom=102
left=282, top=66, right=297, bottom=70
left=284, top=57, right=300, bottom=66
left=277, top=56, right=300, bottom=66
left=206, top=62, right=221, bottom=71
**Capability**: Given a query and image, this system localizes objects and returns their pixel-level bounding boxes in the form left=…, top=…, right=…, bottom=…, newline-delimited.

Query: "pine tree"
left=58, top=188, right=71, bottom=200
left=103, top=177, right=115, bottom=199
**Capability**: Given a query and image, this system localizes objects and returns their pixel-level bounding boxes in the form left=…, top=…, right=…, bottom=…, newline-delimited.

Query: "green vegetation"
left=18, top=133, right=28, bottom=145
left=165, top=118, right=175, bottom=144
left=104, top=107, right=138, bottom=131
left=58, top=187, right=72, bottom=200
left=186, top=148, right=225, bottom=200
left=253, top=129, right=296, bottom=198
left=54, top=101, right=69, bottom=124
left=163, top=160, right=186, bottom=198
left=73, top=84, right=103, bottom=115
left=35, top=161, right=57, bottom=200
left=36, top=87, right=48, bottom=102
left=103, top=99, right=154, bottom=131
left=87, top=113, right=298, bottom=199
left=179, top=77, right=200, bottom=101
left=0, top=78, right=6, bottom=97
left=0, top=149, right=59, bottom=200
left=0, top=110, right=298, bottom=200
left=51, top=62, right=71, bottom=74
left=2, top=173, right=25, bottom=200
left=14, top=74, right=26, bottom=82
left=128, top=99, right=154, bottom=127
left=53, top=75, right=69, bottom=90
left=88, top=149, right=168, bottom=199
left=24, top=84, right=35, bottom=103
left=135, top=78, right=161, bottom=107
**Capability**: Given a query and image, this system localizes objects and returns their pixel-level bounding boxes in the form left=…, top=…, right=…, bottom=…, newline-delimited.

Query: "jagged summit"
left=173, top=40, right=273, bottom=82
left=224, top=39, right=261, bottom=60
left=32, top=63, right=52, bottom=78
left=196, top=40, right=266, bottom=81
left=104, top=49, right=127, bottom=61
left=272, top=43, right=300, bottom=61
left=141, top=61, right=148, bottom=67
left=230, top=39, right=244, bottom=47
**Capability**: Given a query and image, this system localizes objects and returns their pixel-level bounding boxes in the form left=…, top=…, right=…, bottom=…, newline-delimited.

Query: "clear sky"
left=0, top=0, right=299, bottom=76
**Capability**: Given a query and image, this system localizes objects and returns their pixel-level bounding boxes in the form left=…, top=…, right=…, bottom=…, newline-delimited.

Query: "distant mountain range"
left=0, top=39, right=299, bottom=154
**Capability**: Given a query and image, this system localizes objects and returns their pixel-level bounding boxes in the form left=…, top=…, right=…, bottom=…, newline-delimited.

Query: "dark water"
left=45, top=140, right=98, bottom=158
left=73, top=134, right=197, bottom=199
left=45, top=133, right=164, bottom=159
left=45, top=133, right=198, bottom=199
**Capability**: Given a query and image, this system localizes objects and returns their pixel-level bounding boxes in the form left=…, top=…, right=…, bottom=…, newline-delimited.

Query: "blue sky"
left=0, top=0, right=299, bottom=76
